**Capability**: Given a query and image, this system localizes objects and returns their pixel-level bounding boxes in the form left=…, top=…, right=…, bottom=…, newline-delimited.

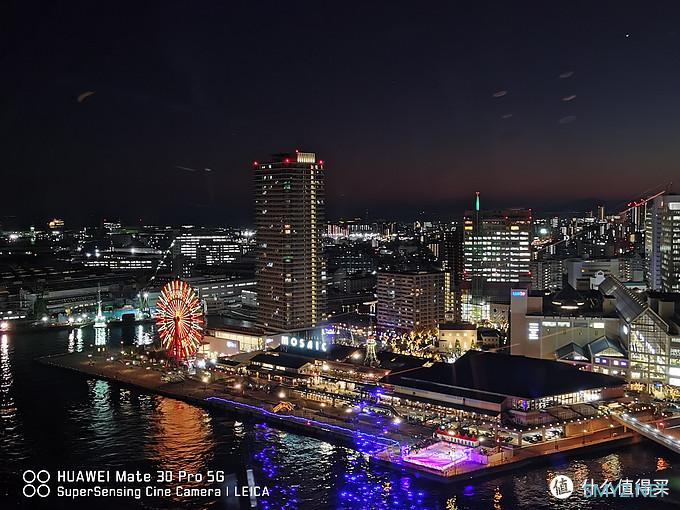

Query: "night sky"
left=2, top=1, right=680, bottom=226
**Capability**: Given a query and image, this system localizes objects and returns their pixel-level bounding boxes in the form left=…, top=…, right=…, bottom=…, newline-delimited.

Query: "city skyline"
left=3, top=2, right=680, bottom=224
left=4, top=3, right=680, bottom=509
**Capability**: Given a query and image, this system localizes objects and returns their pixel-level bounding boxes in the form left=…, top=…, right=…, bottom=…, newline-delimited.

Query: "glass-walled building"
left=599, top=276, right=680, bottom=387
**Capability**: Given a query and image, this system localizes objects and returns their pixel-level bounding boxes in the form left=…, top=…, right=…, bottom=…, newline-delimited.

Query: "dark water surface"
left=1, top=325, right=678, bottom=509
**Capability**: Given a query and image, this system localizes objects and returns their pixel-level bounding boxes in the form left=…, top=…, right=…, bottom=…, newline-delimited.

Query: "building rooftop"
left=599, top=276, right=645, bottom=322
left=540, top=286, right=609, bottom=317
left=378, top=269, right=444, bottom=276
left=555, top=342, right=588, bottom=362
left=587, top=336, right=626, bottom=358
left=273, top=343, right=429, bottom=370
left=381, top=350, right=624, bottom=400
left=206, top=319, right=264, bottom=336
left=249, top=352, right=311, bottom=370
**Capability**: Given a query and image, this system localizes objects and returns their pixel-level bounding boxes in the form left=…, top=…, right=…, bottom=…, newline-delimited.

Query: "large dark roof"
left=381, top=350, right=624, bottom=400
left=272, top=344, right=428, bottom=370
left=249, top=352, right=311, bottom=370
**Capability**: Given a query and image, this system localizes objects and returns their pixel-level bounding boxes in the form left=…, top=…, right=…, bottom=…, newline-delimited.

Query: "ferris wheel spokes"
left=155, top=279, right=204, bottom=363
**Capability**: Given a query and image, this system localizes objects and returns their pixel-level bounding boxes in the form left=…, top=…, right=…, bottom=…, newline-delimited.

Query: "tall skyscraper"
left=254, top=151, right=327, bottom=331
left=645, top=194, right=680, bottom=292
left=463, top=194, right=532, bottom=305
left=440, top=225, right=464, bottom=319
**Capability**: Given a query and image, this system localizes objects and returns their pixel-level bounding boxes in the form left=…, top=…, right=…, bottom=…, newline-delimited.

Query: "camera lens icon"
left=22, top=470, right=50, bottom=498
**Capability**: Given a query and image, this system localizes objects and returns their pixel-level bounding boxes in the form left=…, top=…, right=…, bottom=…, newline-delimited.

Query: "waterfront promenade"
left=36, top=352, right=422, bottom=448
left=37, top=351, right=642, bottom=482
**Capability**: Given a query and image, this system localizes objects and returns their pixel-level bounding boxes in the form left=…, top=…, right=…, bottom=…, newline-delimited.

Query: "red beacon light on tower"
left=284, top=158, right=290, bottom=164
left=318, top=160, right=324, bottom=165
left=253, top=161, right=259, bottom=167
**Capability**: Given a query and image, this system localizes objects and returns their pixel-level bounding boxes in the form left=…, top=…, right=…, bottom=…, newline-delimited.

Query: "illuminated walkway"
left=611, top=412, right=680, bottom=454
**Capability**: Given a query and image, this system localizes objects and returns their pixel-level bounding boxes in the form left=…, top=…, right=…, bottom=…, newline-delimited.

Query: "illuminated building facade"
left=376, top=270, right=445, bottom=331
left=463, top=197, right=532, bottom=320
left=254, top=151, right=327, bottom=331
left=530, top=258, right=564, bottom=290
left=437, top=322, right=476, bottom=355
left=48, top=218, right=65, bottom=231
left=463, top=202, right=532, bottom=286
left=512, top=276, right=680, bottom=387
left=599, top=276, right=680, bottom=387
left=173, top=231, right=241, bottom=265
left=645, top=194, right=680, bottom=292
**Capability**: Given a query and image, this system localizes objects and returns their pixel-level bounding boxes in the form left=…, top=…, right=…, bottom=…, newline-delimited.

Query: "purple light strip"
left=205, top=396, right=400, bottom=446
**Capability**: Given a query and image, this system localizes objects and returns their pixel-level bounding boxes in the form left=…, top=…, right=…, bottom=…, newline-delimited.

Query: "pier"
left=37, top=351, right=647, bottom=481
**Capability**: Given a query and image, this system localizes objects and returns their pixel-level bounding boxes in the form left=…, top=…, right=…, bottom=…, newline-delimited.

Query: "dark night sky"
left=2, top=1, right=680, bottom=226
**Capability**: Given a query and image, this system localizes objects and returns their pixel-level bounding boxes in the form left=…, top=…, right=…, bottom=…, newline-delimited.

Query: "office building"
left=173, top=230, right=240, bottom=264
left=462, top=195, right=532, bottom=315
left=377, top=270, right=445, bottom=331
left=196, top=239, right=241, bottom=266
left=254, top=151, right=327, bottom=331
left=463, top=198, right=532, bottom=286
left=530, top=258, right=564, bottom=290
left=645, top=194, right=680, bottom=292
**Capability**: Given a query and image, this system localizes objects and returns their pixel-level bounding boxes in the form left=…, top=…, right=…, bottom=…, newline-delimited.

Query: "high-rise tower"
left=254, top=151, right=327, bottom=331
left=463, top=193, right=532, bottom=314
left=645, top=194, right=680, bottom=292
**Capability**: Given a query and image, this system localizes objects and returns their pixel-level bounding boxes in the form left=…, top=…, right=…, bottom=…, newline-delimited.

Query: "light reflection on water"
left=1, top=333, right=25, bottom=460
left=0, top=325, right=677, bottom=510
left=146, top=398, right=215, bottom=475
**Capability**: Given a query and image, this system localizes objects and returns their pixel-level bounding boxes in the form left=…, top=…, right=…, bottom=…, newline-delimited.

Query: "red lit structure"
left=155, top=280, right=204, bottom=362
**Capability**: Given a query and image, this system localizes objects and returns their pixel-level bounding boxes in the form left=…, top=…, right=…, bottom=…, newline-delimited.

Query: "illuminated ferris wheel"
left=155, top=280, right=204, bottom=362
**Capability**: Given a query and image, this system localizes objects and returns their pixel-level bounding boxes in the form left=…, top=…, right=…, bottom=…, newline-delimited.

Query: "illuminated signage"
left=281, top=335, right=328, bottom=352
left=528, top=322, right=539, bottom=340
left=511, top=289, right=527, bottom=297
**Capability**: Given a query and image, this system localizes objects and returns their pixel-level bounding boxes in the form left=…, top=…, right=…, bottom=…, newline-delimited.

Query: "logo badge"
left=22, top=470, right=51, bottom=498
left=549, top=474, right=574, bottom=499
